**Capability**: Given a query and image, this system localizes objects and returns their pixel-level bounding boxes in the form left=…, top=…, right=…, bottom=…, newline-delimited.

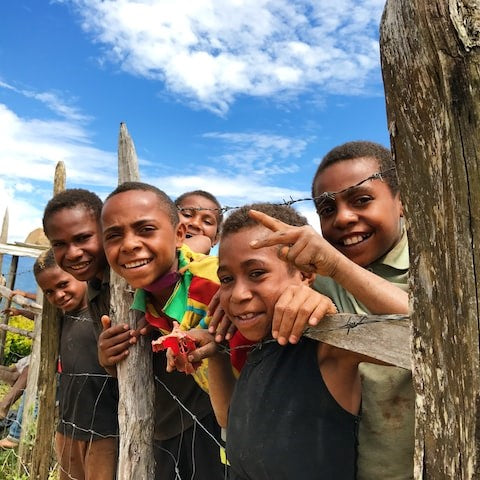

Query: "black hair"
left=221, top=202, right=307, bottom=239
left=175, top=190, right=224, bottom=226
left=43, top=189, right=103, bottom=234
left=33, top=248, right=58, bottom=279
left=105, top=182, right=179, bottom=226
left=311, top=141, right=399, bottom=200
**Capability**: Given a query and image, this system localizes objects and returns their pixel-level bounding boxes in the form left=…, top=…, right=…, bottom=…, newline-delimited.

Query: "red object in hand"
left=152, top=322, right=198, bottom=374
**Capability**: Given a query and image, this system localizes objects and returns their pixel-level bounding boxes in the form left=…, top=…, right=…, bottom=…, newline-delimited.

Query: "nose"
left=230, top=279, right=253, bottom=304
left=65, top=243, right=83, bottom=261
left=332, top=203, right=358, bottom=229
left=120, top=231, right=142, bottom=253
left=187, top=214, right=202, bottom=232
left=53, top=289, right=65, bottom=304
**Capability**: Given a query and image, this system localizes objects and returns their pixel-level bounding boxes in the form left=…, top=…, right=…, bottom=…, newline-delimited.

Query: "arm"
left=10, top=290, right=37, bottom=301
left=167, top=329, right=236, bottom=427
left=249, top=210, right=408, bottom=314
left=3, top=307, right=35, bottom=320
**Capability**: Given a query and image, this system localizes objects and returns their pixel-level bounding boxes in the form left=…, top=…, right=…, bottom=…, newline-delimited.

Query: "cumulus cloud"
left=67, top=0, right=384, bottom=113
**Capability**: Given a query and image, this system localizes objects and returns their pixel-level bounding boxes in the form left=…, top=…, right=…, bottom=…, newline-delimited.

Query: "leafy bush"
left=3, top=315, right=34, bottom=366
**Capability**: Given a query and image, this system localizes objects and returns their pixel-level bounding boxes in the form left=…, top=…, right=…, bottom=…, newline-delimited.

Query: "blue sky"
left=1, top=0, right=389, bottom=242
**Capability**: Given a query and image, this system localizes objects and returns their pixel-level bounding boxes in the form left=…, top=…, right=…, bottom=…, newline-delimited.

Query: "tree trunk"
left=380, top=1, right=480, bottom=477
left=112, top=122, right=155, bottom=479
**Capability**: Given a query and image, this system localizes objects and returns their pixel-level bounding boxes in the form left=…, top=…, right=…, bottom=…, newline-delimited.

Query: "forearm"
left=207, top=352, right=236, bottom=428
left=331, top=255, right=408, bottom=314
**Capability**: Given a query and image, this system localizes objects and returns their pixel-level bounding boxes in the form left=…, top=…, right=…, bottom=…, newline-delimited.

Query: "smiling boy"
left=99, top=182, right=225, bottom=480
left=250, top=141, right=413, bottom=479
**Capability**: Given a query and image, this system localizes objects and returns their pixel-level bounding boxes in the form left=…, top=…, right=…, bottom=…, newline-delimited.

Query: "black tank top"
left=227, top=337, right=358, bottom=480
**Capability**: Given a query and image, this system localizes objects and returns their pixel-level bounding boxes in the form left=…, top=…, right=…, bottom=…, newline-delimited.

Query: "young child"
left=175, top=190, right=223, bottom=254
left=34, top=249, right=118, bottom=480
left=176, top=202, right=370, bottom=479
left=250, top=141, right=413, bottom=479
left=99, top=182, right=225, bottom=480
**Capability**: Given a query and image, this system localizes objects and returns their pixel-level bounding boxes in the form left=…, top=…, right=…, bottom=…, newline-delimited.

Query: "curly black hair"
left=221, top=202, right=307, bottom=239
left=43, top=189, right=103, bottom=235
left=105, top=181, right=179, bottom=226
left=311, top=141, right=399, bottom=199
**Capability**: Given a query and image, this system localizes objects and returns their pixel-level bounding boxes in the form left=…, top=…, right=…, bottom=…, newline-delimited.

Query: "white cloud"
left=67, top=0, right=384, bottom=113
left=202, top=131, right=308, bottom=175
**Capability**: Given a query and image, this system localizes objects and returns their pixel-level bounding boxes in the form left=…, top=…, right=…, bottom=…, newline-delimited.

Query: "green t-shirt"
left=313, top=230, right=414, bottom=480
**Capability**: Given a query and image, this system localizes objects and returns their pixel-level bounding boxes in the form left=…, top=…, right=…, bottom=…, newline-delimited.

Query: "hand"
left=10, top=290, right=36, bottom=301
left=98, top=315, right=137, bottom=372
left=272, top=285, right=337, bottom=345
left=184, top=235, right=212, bottom=254
left=165, top=329, right=219, bottom=373
left=248, top=210, right=341, bottom=277
left=3, top=307, right=21, bottom=317
left=207, top=291, right=236, bottom=342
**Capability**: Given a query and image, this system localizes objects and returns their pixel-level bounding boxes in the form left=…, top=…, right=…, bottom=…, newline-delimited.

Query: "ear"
left=175, top=222, right=187, bottom=248
left=300, top=270, right=316, bottom=286
left=211, top=232, right=220, bottom=247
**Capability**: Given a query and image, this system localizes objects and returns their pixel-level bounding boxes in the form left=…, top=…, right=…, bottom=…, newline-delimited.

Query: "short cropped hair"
left=43, top=189, right=103, bottom=234
left=105, top=182, right=179, bottom=226
left=33, top=248, right=58, bottom=279
left=221, top=203, right=308, bottom=240
left=175, top=190, right=224, bottom=226
left=311, top=141, right=399, bottom=198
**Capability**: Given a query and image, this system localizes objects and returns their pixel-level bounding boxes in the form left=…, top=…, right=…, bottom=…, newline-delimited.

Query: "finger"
left=225, top=322, right=237, bottom=341
left=308, top=299, right=337, bottom=325
left=214, top=315, right=233, bottom=342
left=248, top=210, right=287, bottom=232
left=188, top=342, right=218, bottom=363
left=101, top=315, right=112, bottom=331
left=208, top=301, right=226, bottom=335
left=207, top=291, right=221, bottom=321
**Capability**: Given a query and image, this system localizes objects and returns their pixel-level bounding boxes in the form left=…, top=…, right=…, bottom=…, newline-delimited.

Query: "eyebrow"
left=314, top=169, right=392, bottom=208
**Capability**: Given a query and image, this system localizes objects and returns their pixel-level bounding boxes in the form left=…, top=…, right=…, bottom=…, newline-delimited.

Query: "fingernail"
left=272, top=330, right=278, bottom=339
left=278, top=337, right=287, bottom=346
left=309, top=317, right=318, bottom=326
left=289, top=335, right=298, bottom=344
left=250, top=240, right=258, bottom=247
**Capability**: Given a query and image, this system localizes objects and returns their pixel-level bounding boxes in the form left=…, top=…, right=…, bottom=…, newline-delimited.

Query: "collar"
left=372, top=229, right=409, bottom=271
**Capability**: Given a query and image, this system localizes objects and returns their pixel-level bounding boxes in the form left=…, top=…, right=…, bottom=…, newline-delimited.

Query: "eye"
left=104, top=232, right=120, bottom=241
left=180, top=210, right=193, bottom=219
left=44, top=289, right=53, bottom=297
left=76, top=233, right=93, bottom=243
left=139, top=225, right=156, bottom=234
left=249, top=269, right=266, bottom=280
left=203, top=217, right=215, bottom=226
left=219, top=275, right=233, bottom=285
left=51, top=241, right=64, bottom=248
left=353, top=195, right=373, bottom=207
left=318, top=204, right=335, bottom=217
left=58, top=282, right=68, bottom=289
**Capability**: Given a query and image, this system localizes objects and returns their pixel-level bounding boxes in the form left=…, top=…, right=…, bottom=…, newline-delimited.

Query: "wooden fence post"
left=380, top=1, right=480, bottom=477
left=112, top=122, right=155, bottom=479
left=0, top=208, right=10, bottom=362
left=19, top=161, right=64, bottom=478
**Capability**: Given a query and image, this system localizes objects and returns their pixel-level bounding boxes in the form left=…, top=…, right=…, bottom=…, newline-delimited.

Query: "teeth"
left=70, top=261, right=90, bottom=270
left=237, top=313, right=256, bottom=320
left=124, top=259, right=151, bottom=269
left=343, top=234, right=368, bottom=246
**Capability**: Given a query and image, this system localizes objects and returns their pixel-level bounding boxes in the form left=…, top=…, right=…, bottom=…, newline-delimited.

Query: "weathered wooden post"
left=19, top=161, right=64, bottom=478
left=0, top=208, right=9, bottom=362
left=380, top=1, right=480, bottom=477
left=111, top=122, right=155, bottom=478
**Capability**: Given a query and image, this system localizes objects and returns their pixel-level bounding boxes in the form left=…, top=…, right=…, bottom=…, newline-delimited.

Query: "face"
left=218, top=226, right=307, bottom=342
left=45, top=206, right=107, bottom=282
left=177, top=194, right=220, bottom=245
left=36, top=267, right=87, bottom=312
left=313, top=157, right=403, bottom=267
left=101, top=190, right=185, bottom=289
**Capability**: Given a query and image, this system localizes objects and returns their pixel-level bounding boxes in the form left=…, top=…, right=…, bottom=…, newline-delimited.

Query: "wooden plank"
left=0, top=323, right=35, bottom=339
left=113, top=122, right=155, bottom=479
left=0, top=242, right=46, bottom=258
left=303, top=314, right=411, bottom=370
left=0, top=285, right=42, bottom=313
left=53, top=161, right=66, bottom=195
left=381, top=1, right=480, bottom=477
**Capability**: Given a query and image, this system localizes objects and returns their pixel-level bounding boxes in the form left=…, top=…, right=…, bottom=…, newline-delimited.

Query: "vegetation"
left=3, top=316, right=34, bottom=366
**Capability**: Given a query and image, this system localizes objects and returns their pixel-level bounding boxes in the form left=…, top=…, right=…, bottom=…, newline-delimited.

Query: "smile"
left=235, top=312, right=260, bottom=322
left=69, top=261, right=92, bottom=270
left=123, top=258, right=152, bottom=269
left=341, top=233, right=371, bottom=246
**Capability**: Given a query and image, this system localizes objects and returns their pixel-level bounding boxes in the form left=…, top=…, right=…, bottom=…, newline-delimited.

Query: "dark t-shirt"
left=152, top=345, right=215, bottom=441
left=57, top=307, right=119, bottom=440
left=227, top=338, right=358, bottom=480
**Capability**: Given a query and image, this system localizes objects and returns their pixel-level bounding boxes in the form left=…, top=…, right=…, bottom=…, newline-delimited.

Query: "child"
left=34, top=249, right=118, bottom=480
left=250, top=141, right=413, bottom=479
left=176, top=203, right=371, bottom=479
left=99, top=182, right=225, bottom=480
left=175, top=190, right=223, bottom=254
